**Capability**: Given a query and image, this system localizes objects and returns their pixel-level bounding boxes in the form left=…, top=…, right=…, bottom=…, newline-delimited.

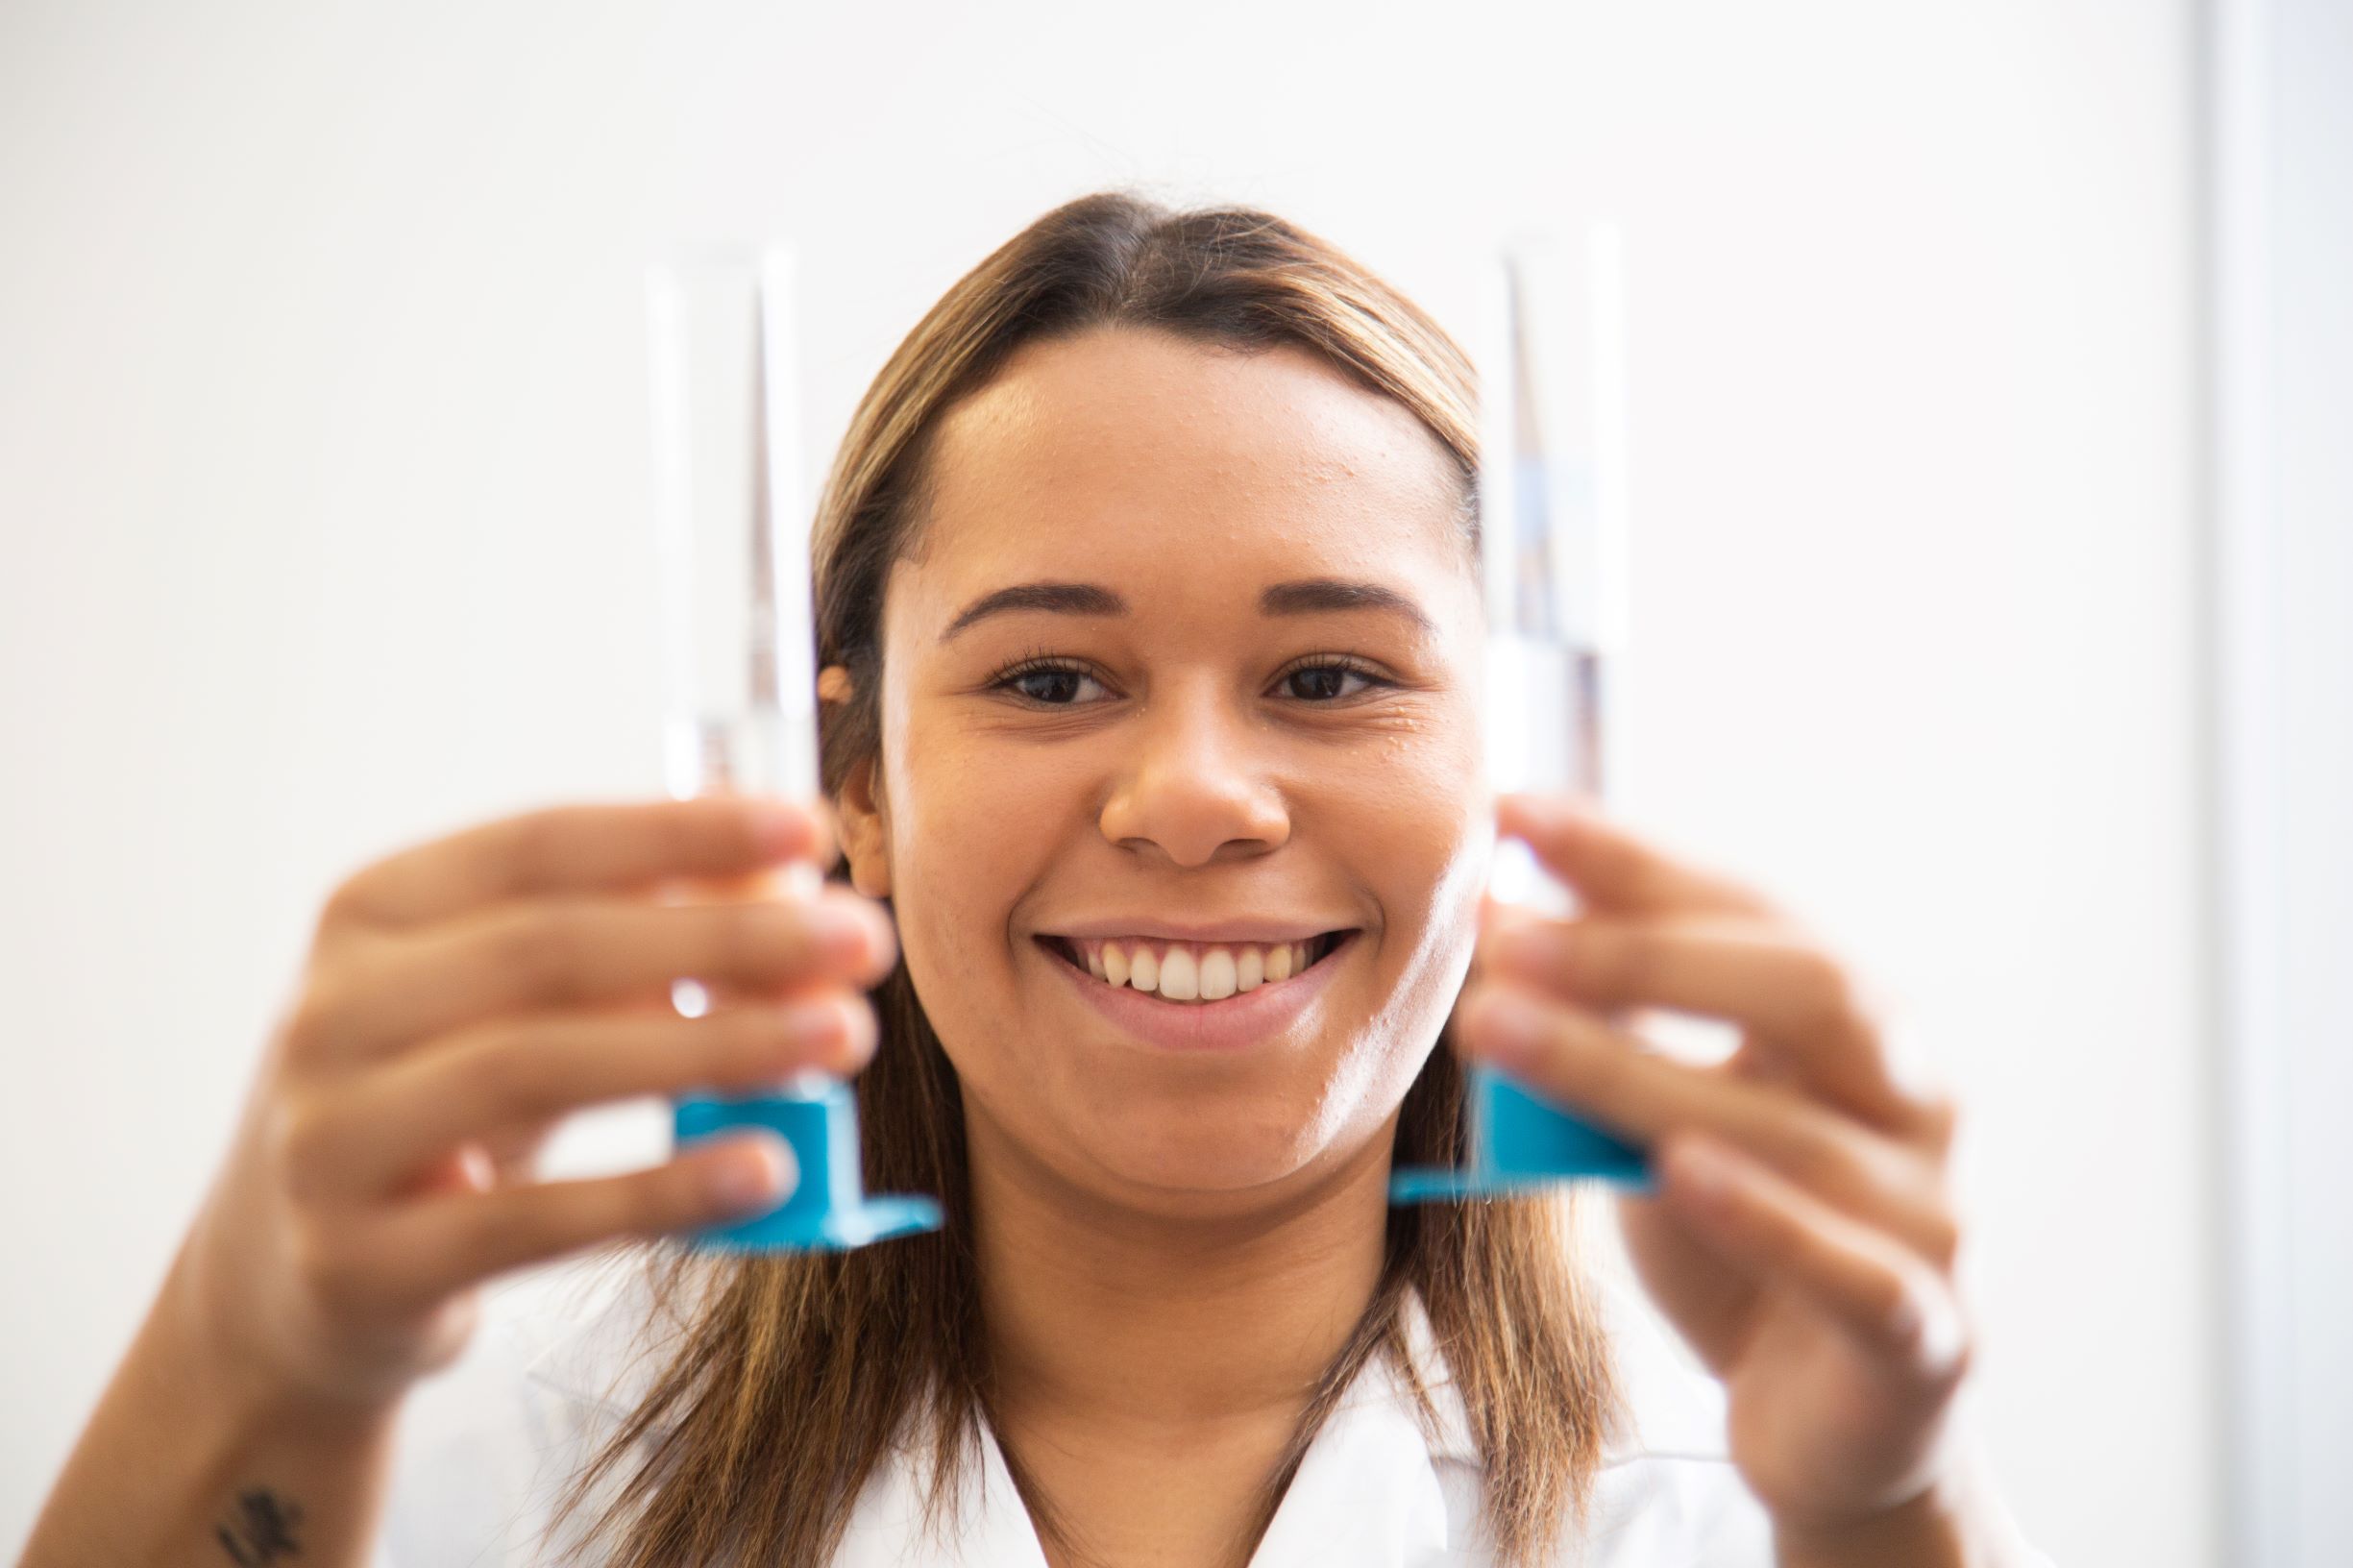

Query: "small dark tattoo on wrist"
left=216, top=1486, right=304, bottom=1564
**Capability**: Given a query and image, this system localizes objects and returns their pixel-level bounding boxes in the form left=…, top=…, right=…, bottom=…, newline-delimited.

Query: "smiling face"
left=834, top=325, right=1491, bottom=1217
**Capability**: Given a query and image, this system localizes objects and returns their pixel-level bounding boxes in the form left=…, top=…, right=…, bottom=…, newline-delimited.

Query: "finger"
left=1494, top=794, right=1776, bottom=919
left=1482, top=913, right=1916, bottom=1129
left=326, top=796, right=838, bottom=931
left=303, top=886, right=897, bottom=1062
left=349, top=1132, right=801, bottom=1309
left=1654, top=1133, right=1969, bottom=1379
left=295, top=995, right=875, bottom=1199
left=1456, top=982, right=1954, bottom=1261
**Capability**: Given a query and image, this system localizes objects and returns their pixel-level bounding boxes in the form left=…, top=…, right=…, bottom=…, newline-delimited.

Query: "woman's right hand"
left=171, top=794, right=897, bottom=1417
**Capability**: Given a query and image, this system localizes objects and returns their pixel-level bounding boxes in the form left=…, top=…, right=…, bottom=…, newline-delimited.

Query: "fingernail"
left=812, top=905, right=878, bottom=965
left=1466, top=987, right=1551, bottom=1066
left=779, top=995, right=849, bottom=1052
left=708, top=1135, right=797, bottom=1213
left=781, top=995, right=873, bottom=1073
left=748, top=800, right=810, bottom=857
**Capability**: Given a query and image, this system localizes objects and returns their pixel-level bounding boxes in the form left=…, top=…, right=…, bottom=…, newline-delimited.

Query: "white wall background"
left=0, top=3, right=2208, bottom=1562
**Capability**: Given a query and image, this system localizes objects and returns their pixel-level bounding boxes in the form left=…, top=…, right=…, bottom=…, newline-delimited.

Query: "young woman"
left=27, top=192, right=2050, bottom=1566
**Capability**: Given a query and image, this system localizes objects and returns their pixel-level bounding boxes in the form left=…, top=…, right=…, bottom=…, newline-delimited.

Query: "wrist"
left=1772, top=1453, right=2032, bottom=1568
left=1773, top=1483, right=1970, bottom=1568
left=159, top=1225, right=404, bottom=1439
left=21, top=1241, right=403, bottom=1568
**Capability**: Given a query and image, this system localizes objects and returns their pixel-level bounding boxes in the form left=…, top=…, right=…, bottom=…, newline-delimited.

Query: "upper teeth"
left=1074, top=937, right=1321, bottom=1002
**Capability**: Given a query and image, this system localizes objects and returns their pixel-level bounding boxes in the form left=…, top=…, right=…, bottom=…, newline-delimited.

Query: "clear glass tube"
left=644, top=243, right=943, bottom=1251
left=646, top=245, right=822, bottom=1038
left=647, top=247, right=819, bottom=807
left=1387, top=223, right=1649, bottom=1203
left=1480, top=226, right=1629, bottom=917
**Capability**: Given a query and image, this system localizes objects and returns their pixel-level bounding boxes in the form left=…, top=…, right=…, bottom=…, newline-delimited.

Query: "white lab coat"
left=369, top=1250, right=2042, bottom=1565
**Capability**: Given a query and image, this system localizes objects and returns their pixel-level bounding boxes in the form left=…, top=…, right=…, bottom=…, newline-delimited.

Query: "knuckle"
left=460, top=1032, right=553, bottom=1122
left=1779, top=1112, right=1859, bottom=1193
left=508, top=806, right=582, bottom=891
left=1922, top=1211, right=1964, bottom=1272
left=279, top=981, right=347, bottom=1061
left=1874, top=1269, right=1928, bottom=1346
left=1574, top=923, right=1638, bottom=1000
left=1882, top=1267, right=1970, bottom=1375
left=1847, top=970, right=1895, bottom=1034
left=1790, top=948, right=1864, bottom=1036
left=272, top=1095, right=338, bottom=1200
left=1941, top=1312, right=1979, bottom=1384
left=317, top=873, right=375, bottom=935
left=1607, top=847, right=1663, bottom=907
left=502, top=906, right=584, bottom=1001
left=1780, top=1133, right=1838, bottom=1193
left=1917, top=1089, right=1963, bottom=1150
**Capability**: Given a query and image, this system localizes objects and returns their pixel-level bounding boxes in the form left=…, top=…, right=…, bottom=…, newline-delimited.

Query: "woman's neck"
left=968, top=1112, right=1397, bottom=1431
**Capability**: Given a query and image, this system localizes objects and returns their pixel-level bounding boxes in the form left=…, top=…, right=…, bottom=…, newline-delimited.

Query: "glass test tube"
left=1390, top=228, right=1649, bottom=1203
left=646, top=245, right=941, bottom=1251
left=1483, top=228, right=1628, bottom=909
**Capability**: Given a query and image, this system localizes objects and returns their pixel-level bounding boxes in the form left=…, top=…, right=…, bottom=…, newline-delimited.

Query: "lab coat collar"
left=515, top=1267, right=1492, bottom=1564
left=518, top=1264, right=1483, bottom=1461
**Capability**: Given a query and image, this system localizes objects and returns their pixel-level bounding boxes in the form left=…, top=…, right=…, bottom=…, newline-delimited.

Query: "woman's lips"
left=1037, top=931, right=1358, bottom=1053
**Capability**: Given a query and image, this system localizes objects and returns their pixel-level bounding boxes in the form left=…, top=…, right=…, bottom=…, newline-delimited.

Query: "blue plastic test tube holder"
left=1389, top=1063, right=1651, bottom=1202
left=674, top=1080, right=943, bottom=1252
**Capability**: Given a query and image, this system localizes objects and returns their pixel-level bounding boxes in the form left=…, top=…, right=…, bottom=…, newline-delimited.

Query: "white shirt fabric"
left=368, top=1251, right=2027, bottom=1566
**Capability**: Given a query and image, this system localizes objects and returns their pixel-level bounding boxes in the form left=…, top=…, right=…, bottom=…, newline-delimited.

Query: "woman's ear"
left=820, top=664, right=892, bottom=899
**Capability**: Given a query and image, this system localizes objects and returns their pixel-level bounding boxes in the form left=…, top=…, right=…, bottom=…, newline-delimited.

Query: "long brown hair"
left=549, top=189, right=1619, bottom=1568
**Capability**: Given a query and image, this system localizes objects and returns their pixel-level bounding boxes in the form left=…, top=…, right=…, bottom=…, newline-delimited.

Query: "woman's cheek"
left=882, top=725, right=1080, bottom=1039
left=1348, top=716, right=1483, bottom=880
left=1354, top=728, right=1488, bottom=1008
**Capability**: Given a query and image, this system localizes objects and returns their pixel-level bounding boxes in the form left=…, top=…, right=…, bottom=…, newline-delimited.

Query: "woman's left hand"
left=1454, top=793, right=1977, bottom=1544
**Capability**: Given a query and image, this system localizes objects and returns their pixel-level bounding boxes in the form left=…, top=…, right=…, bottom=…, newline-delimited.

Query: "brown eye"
left=1015, top=668, right=1088, bottom=703
left=1282, top=662, right=1385, bottom=701
left=992, top=661, right=1107, bottom=705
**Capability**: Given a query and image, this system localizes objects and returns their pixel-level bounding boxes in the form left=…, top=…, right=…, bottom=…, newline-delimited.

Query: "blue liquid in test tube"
left=1390, top=228, right=1652, bottom=1205
left=645, top=245, right=942, bottom=1251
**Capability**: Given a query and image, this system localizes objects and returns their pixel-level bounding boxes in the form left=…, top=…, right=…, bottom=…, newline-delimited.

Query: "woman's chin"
left=1049, top=1095, right=1385, bottom=1210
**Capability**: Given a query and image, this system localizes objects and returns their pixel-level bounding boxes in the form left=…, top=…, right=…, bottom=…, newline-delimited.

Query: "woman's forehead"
left=902, top=327, right=1468, bottom=611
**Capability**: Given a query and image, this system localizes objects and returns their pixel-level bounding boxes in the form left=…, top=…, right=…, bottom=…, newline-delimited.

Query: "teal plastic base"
left=674, top=1083, right=943, bottom=1254
left=1390, top=1064, right=1651, bottom=1203
left=688, top=1191, right=943, bottom=1252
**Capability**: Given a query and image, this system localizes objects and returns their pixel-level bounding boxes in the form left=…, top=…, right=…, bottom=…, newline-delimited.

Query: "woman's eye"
left=991, top=659, right=1386, bottom=706
left=1282, top=662, right=1384, bottom=702
left=999, top=664, right=1106, bottom=705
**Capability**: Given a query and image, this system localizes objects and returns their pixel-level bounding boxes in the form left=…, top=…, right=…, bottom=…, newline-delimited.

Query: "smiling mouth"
left=1036, top=931, right=1357, bottom=1004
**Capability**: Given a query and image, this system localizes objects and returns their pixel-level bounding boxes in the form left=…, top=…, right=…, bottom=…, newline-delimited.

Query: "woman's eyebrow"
left=938, top=576, right=1435, bottom=643
left=1259, top=577, right=1436, bottom=637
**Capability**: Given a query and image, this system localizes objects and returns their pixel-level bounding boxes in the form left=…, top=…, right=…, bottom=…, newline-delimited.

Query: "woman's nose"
left=1096, top=686, right=1291, bottom=869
